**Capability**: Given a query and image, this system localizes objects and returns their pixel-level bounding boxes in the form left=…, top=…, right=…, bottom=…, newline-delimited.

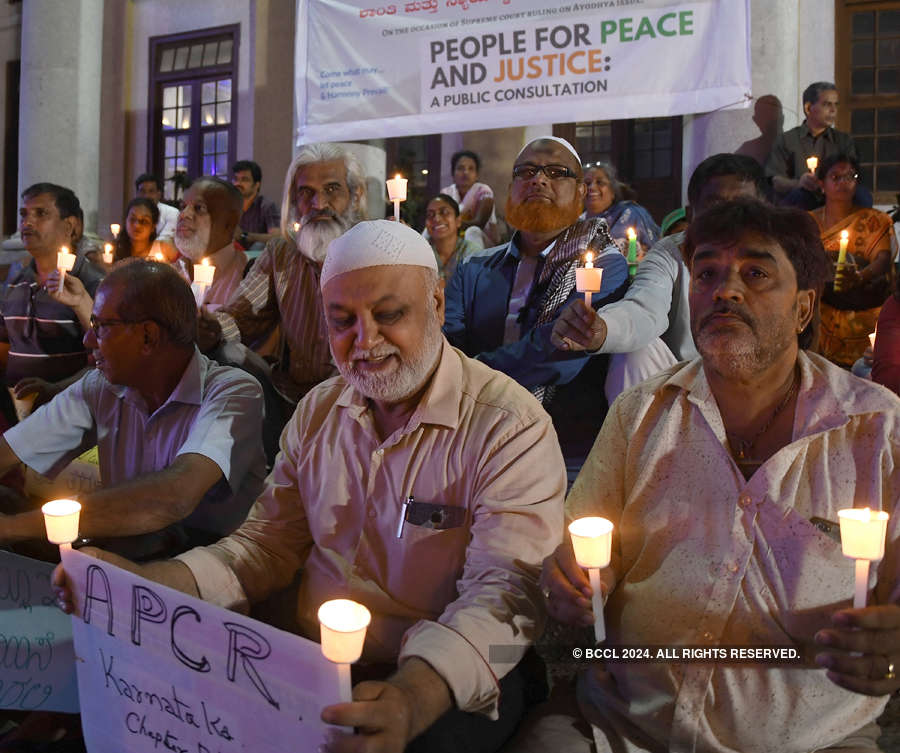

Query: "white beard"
left=296, top=210, right=355, bottom=263
left=175, top=224, right=211, bottom=262
left=335, top=304, right=443, bottom=403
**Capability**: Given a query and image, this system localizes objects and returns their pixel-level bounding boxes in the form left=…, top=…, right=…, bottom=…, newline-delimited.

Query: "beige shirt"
left=568, top=351, right=900, bottom=753
left=179, top=339, right=566, bottom=716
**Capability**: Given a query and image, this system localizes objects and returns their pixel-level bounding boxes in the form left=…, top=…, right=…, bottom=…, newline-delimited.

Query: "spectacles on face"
left=512, top=163, right=578, bottom=181
left=89, top=314, right=141, bottom=339
left=827, top=171, right=859, bottom=184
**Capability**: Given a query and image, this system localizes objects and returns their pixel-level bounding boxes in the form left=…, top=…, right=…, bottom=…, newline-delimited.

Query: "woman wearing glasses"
left=810, top=153, right=894, bottom=367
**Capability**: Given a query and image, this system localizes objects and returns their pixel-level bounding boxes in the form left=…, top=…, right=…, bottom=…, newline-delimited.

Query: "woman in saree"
left=810, top=153, right=894, bottom=367
left=582, top=161, right=659, bottom=257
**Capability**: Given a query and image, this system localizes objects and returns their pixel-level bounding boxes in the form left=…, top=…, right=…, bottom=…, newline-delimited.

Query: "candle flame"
left=840, top=230, right=849, bottom=241
left=154, top=252, right=164, bottom=261
left=626, top=227, right=636, bottom=240
left=585, top=251, right=593, bottom=264
left=60, top=246, right=70, bottom=255
left=202, top=258, right=210, bottom=267
left=293, top=222, right=300, bottom=232
left=104, top=243, right=113, bottom=253
left=394, top=173, right=402, bottom=180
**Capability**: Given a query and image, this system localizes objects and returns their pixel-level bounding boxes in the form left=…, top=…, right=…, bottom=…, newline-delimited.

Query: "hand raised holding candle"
left=540, top=537, right=616, bottom=627
left=47, top=270, right=93, bottom=328
left=550, top=299, right=608, bottom=352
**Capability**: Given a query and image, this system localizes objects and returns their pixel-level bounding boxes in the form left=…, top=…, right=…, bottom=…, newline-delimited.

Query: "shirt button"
left=728, top=562, right=739, bottom=573
left=703, top=631, right=714, bottom=642
left=738, top=494, right=752, bottom=508
left=376, top=448, right=384, bottom=455
left=367, top=509, right=376, bottom=518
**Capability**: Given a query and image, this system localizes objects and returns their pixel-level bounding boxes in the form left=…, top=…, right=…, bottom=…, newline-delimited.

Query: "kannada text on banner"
left=296, top=0, right=751, bottom=142
left=0, top=549, right=79, bottom=713
left=63, top=548, right=343, bottom=753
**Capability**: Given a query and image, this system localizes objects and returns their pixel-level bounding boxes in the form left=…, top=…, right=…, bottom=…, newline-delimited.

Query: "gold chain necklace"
left=727, top=372, right=799, bottom=462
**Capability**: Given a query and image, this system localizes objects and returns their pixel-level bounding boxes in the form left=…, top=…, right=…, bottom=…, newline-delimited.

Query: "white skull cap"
left=515, top=136, right=581, bottom=163
left=320, top=219, right=438, bottom=289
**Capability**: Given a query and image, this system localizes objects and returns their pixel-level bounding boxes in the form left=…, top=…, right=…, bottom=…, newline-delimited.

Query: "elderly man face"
left=293, top=159, right=356, bottom=263
left=175, top=181, right=237, bottom=261
left=323, top=264, right=444, bottom=404
left=505, top=140, right=585, bottom=233
left=689, top=231, right=813, bottom=379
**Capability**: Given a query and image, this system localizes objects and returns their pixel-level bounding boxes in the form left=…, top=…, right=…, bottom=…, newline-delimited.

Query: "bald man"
left=55, top=220, right=565, bottom=753
left=444, top=137, right=629, bottom=482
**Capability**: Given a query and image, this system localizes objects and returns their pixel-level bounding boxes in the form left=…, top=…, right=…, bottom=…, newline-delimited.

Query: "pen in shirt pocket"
left=396, top=494, right=413, bottom=538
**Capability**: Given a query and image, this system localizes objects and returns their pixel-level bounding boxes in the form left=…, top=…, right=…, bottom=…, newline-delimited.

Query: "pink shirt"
left=179, top=339, right=565, bottom=716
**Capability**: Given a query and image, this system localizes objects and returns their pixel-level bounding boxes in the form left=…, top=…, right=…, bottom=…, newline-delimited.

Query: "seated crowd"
left=0, top=106, right=898, bottom=753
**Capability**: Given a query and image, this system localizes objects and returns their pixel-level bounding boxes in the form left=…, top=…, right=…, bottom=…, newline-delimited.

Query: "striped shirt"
left=214, top=237, right=335, bottom=402
left=0, top=256, right=105, bottom=386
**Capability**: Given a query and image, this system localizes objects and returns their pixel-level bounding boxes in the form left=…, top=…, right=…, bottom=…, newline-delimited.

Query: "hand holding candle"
left=318, top=599, right=371, bottom=704
left=575, top=252, right=604, bottom=307
left=385, top=174, right=408, bottom=223
left=568, top=516, right=614, bottom=643
left=838, top=507, right=889, bottom=608
left=41, top=499, right=82, bottom=553
left=626, top=227, right=638, bottom=278
left=57, top=246, right=76, bottom=294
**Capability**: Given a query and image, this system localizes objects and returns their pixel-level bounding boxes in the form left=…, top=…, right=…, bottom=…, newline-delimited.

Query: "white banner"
left=295, top=0, right=751, bottom=143
left=0, top=550, right=78, bottom=712
left=64, top=548, right=343, bottom=753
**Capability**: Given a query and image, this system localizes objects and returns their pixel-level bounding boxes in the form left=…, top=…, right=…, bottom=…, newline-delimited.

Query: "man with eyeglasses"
left=0, top=260, right=266, bottom=560
left=444, top=136, right=628, bottom=482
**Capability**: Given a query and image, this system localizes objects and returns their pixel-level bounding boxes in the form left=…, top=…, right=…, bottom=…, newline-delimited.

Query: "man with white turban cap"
left=55, top=219, right=566, bottom=753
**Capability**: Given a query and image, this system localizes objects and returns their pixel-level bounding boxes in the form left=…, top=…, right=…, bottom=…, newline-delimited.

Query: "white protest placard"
left=0, top=549, right=79, bottom=712
left=295, top=0, right=751, bottom=142
left=63, top=548, right=344, bottom=753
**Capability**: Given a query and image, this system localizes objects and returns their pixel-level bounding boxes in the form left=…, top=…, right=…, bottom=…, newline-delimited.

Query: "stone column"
left=681, top=0, right=800, bottom=199
left=19, top=0, right=104, bottom=231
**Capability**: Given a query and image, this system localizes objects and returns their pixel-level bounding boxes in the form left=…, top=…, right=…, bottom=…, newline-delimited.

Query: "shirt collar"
left=334, top=337, right=460, bottom=431
left=114, top=347, right=206, bottom=414
left=801, top=121, right=834, bottom=141
left=504, top=232, right=557, bottom=262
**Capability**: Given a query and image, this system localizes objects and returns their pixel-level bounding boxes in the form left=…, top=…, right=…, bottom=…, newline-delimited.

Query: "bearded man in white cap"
left=444, top=137, right=628, bottom=484
left=200, top=142, right=367, bottom=404
left=55, top=219, right=565, bottom=753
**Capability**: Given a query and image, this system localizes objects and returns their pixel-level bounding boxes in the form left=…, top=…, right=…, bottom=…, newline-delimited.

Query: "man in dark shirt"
left=0, top=183, right=105, bottom=409
left=766, top=81, right=871, bottom=209
left=232, top=159, right=280, bottom=248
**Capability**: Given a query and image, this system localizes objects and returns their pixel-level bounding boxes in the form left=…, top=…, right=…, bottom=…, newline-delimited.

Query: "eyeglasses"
left=827, top=172, right=859, bottom=184
left=89, top=314, right=139, bottom=338
left=512, top=163, right=578, bottom=181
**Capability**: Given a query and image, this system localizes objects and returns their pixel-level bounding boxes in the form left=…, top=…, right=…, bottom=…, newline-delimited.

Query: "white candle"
left=568, top=516, right=614, bottom=643
left=102, top=243, right=114, bottom=265
left=869, top=330, right=877, bottom=349
left=193, top=257, right=215, bottom=286
left=837, top=230, right=850, bottom=266
left=110, top=223, right=121, bottom=239
left=57, top=246, right=76, bottom=293
left=385, top=174, right=408, bottom=223
left=41, top=498, right=82, bottom=552
left=806, top=156, right=818, bottom=173
left=838, top=507, right=889, bottom=608
left=318, top=599, right=371, bottom=704
left=575, top=252, right=604, bottom=307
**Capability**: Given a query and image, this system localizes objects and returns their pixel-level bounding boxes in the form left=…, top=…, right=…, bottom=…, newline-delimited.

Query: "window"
left=556, top=117, right=682, bottom=222
left=148, top=26, right=238, bottom=202
left=837, top=2, right=900, bottom=200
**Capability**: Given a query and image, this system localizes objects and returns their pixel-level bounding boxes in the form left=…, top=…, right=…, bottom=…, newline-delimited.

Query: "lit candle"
left=193, top=257, right=216, bottom=308
left=57, top=246, right=76, bottom=294
left=41, top=498, right=82, bottom=552
left=102, top=243, right=114, bottom=265
left=110, top=223, right=121, bottom=239
left=835, top=230, right=850, bottom=292
left=806, top=156, right=818, bottom=173
left=568, top=516, right=614, bottom=643
left=869, top=329, right=877, bottom=349
left=318, top=599, right=371, bottom=704
left=626, top=227, right=638, bottom=278
left=838, top=507, right=889, bottom=608
left=385, top=174, right=408, bottom=223
left=293, top=221, right=300, bottom=235
left=575, top=252, right=604, bottom=307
